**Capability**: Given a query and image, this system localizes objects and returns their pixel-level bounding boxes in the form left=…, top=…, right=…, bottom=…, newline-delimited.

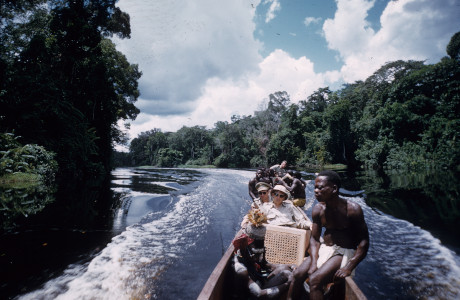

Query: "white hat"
left=272, top=185, right=291, bottom=199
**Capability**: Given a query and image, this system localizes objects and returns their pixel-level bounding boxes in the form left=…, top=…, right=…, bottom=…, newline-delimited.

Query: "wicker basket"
left=264, top=224, right=310, bottom=266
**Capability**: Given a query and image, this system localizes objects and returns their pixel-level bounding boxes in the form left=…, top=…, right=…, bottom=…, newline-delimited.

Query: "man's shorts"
left=292, top=198, right=306, bottom=207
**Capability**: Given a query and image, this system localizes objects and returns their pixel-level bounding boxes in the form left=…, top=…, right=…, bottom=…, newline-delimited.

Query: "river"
left=1, top=167, right=459, bottom=299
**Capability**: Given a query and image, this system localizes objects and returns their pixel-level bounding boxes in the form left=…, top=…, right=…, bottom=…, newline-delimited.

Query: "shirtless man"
left=288, top=170, right=369, bottom=300
left=280, top=171, right=306, bottom=207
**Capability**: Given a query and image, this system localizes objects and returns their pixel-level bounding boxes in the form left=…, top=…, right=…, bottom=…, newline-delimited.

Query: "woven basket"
left=264, top=224, right=310, bottom=266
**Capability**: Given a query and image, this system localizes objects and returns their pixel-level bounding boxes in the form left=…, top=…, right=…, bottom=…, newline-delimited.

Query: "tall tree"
left=0, top=0, right=140, bottom=179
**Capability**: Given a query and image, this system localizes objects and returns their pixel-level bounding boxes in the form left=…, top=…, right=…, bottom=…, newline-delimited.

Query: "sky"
left=112, top=0, right=460, bottom=147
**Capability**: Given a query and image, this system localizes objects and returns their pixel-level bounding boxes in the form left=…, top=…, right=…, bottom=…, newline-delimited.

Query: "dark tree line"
left=124, top=32, right=460, bottom=171
left=1, top=0, right=140, bottom=180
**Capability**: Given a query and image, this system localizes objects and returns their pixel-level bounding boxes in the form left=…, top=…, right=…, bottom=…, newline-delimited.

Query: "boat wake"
left=17, top=168, right=253, bottom=300
left=352, top=196, right=460, bottom=299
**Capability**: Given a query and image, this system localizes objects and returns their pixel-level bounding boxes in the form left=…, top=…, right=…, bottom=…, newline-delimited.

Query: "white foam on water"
left=17, top=168, right=253, bottom=300
left=348, top=196, right=460, bottom=299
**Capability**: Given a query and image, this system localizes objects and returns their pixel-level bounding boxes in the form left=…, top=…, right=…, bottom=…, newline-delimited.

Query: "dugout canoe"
left=197, top=229, right=367, bottom=300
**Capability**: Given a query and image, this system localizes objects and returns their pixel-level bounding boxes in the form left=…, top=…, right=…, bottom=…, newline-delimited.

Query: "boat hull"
left=197, top=231, right=367, bottom=300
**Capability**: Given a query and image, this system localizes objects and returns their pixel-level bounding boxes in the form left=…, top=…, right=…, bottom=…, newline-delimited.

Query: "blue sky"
left=254, top=0, right=391, bottom=72
left=112, top=0, right=460, bottom=145
left=254, top=0, right=342, bottom=71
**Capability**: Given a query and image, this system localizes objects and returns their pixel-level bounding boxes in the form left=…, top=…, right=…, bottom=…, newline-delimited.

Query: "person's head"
left=255, top=182, right=271, bottom=202
left=280, top=160, right=287, bottom=168
left=314, top=170, right=341, bottom=202
left=271, top=184, right=290, bottom=205
left=294, top=171, right=302, bottom=179
left=232, top=233, right=253, bottom=253
left=256, top=168, right=263, bottom=178
left=317, top=170, right=341, bottom=189
left=263, top=168, right=270, bottom=177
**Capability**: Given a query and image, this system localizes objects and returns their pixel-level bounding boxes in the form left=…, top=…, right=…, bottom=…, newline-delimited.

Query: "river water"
left=1, top=167, right=460, bottom=299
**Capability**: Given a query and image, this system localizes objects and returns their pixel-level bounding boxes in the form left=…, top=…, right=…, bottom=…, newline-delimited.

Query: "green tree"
left=129, top=130, right=156, bottom=166
left=168, top=126, right=212, bottom=164
left=446, top=31, right=460, bottom=60
left=0, top=0, right=140, bottom=179
left=145, top=129, right=167, bottom=166
left=157, top=148, right=183, bottom=167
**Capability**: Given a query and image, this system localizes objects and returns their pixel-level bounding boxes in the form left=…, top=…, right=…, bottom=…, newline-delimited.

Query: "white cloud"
left=323, top=0, right=460, bottom=82
left=125, top=50, right=341, bottom=140
left=113, top=0, right=263, bottom=116
left=304, top=17, right=322, bottom=27
left=265, top=0, right=281, bottom=23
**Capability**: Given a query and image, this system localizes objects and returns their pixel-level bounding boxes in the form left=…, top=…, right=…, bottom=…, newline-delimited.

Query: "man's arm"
left=280, top=178, right=297, bottom=192
left=334, top=202, right=369, bottom=279
left=308, top=204, right=323, bottom=275
left=292, top=205, right=311, bottom=229
left=248, top=179, right=257, bottom=200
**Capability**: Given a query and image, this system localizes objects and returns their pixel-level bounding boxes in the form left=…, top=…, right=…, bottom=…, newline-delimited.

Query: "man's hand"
left=333, top=267, right=352, bottom=281
left=307, top=264, right=317, bottom=276
left=267, top=265, right=291, bottom=279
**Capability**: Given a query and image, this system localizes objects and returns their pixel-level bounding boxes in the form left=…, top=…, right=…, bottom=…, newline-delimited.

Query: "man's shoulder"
left=313, top=202, right=326, bottom=209
left=343, top=198, right=364, bottom=218
left=345, top=198, right=362, bottom=210
left=312, top=202, right=325, bottom=215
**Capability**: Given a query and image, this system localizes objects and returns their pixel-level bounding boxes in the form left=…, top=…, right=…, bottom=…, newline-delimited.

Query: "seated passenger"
left=270, top=160, right=288, bottom=177
left=232, top=223, right=294, bottom=299
left=241, top=182, right=272, bottom=229
left=265, top=185, right=311, bottom=230
left=287, top=171, right=369, bottom=300
left=280, top=171, right=307, bottom=208
left=253, top=182, right=272, bottom=209
left=248, top=168, right=264, bottom=200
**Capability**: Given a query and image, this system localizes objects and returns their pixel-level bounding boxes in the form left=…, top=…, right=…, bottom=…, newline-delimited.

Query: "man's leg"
left=287, top=257, right=311, bottom=300
left=308, top=255, right=343, bottom=300
left=264, top=265, right=292, bottom=288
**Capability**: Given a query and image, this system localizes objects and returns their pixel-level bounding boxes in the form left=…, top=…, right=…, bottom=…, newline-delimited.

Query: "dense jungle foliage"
left=0, top=0, right=140, bottom=180
left=124, top=32, right=460, bottom=171
left=0, top=132, right=57, bottom=182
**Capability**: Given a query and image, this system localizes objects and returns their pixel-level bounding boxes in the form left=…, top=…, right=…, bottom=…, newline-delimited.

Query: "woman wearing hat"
left=265, top=185, right=311, bottom=230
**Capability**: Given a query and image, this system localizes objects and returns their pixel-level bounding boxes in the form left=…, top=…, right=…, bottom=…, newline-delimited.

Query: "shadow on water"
left=0, top=167, right=203, bottom=299
left=0, top=177, right=115, bottom=299
left=343, top=169, right=460, bottom=252
left=0, top=182, right=56, bottom=231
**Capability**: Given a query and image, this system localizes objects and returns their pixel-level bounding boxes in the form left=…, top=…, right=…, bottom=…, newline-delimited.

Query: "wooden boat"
left=197, top=208, right=367, bottom=300
left=197, top=230, right=367, bottom=300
